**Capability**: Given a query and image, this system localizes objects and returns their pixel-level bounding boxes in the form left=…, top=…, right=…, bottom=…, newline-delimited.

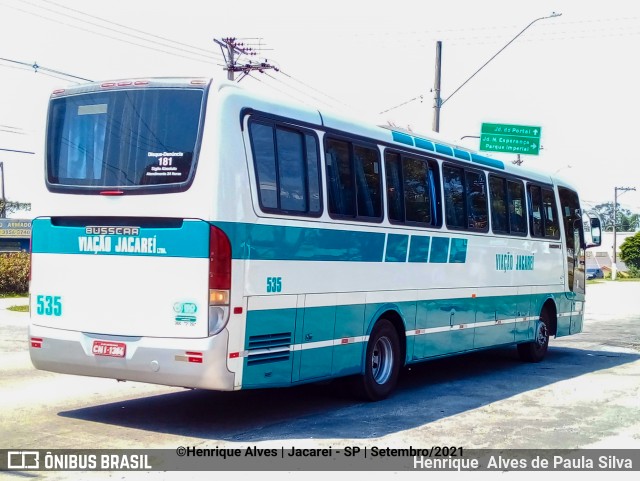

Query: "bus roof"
left=52, top=76, right=575, bottom=191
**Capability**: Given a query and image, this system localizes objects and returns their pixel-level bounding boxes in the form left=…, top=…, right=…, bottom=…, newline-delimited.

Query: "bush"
left=627, top=266, right=640, bottom=279
left=0, top=252, right=30, bottom=295
left=620, top=231, right=640, bottom=271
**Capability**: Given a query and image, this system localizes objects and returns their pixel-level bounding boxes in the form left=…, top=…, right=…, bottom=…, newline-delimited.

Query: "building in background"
left=585, top=231, right=634, bottom=274
left=0, top=218, right=31, bottom=252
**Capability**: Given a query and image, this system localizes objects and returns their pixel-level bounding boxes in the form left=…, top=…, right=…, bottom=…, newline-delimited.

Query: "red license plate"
left=92, top=341, right=126, bottom=358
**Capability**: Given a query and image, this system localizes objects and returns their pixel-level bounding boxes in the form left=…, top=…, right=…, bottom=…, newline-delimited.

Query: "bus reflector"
left=186, top=351, right=203, bottom=363
left=99, top=190, right=124, bottom=196
left=31, top=338, right=43, bottom=348
left=101, top=82, right=117, bottom=88
left=229, top=352, right=240, bottom=358
left=233, top=307, right=243, bottom=314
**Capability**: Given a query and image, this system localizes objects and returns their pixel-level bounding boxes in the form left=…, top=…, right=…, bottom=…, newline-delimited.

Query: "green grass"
left=0, top=292, right=28, bottom=298
left=7, top=305, right=29, bottom=312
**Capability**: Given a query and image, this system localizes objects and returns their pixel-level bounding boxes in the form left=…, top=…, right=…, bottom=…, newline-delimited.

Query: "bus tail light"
left=208, top=226, right=231, bottom=336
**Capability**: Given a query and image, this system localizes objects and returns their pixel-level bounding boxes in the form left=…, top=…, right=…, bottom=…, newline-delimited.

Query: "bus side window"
left=489, top=175, right=508, bottom=234
left=325, top=138, right=381, bottom=221
left=325, top=139, right=355, bottom=217
left=354, top=145, right=382, bottom=219
left=403, top=156, right=431, bottom=225
left=249, top=119, right=322, bottom=216
left=528, top=184, right=544, bottom=237
left=443, top=165, right=466, bottom=229
left=385, top=152, right=404, bottom=222
left=465, top=170, right=488, bottom=230
left=542, top=188, right=560, bottom=239
left=507, top=180, right=527, bottom=235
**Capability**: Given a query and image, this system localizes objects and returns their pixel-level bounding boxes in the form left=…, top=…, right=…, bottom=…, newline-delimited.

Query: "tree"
left=0, top=199, right=31, bottom=217
left=621, top=212, right=640, bottom=231
left=593, top=202, right=638, bottom=232
left=619, top=231, right=640, bottom=270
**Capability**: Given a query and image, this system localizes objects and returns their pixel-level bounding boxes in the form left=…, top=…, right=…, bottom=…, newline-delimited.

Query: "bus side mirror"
left=583, top=214, right=602, bottom=248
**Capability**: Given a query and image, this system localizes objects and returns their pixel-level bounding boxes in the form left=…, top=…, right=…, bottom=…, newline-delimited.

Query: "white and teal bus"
left=29, top=77, right=601, bottom=401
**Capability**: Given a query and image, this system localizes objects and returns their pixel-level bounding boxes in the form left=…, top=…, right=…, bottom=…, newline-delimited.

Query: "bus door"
left=558, top=187, right=586, bottom=335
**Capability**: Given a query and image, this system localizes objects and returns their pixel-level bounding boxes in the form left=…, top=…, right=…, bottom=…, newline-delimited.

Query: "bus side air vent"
left=247, top=332, right=292, bottom=366
left=247, top=351, right=290, bottom=366
left=248, top=332, right=292, bottom=350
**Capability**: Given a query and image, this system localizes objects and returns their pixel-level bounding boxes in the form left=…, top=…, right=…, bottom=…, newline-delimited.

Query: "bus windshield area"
left=46, top=88, right=204, bottom=192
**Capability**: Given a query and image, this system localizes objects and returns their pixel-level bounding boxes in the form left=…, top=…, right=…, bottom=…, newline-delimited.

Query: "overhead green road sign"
left=480, top=122, right=541, bottom=155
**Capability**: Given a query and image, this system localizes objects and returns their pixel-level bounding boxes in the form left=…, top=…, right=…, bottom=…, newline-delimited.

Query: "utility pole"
left=432, top=12, right=561, bottom=131
left=432, top=41, right=442, bottom=133
left=214, top=37, right=279, bottom=81
left=612, top=186, right=636, bottom=280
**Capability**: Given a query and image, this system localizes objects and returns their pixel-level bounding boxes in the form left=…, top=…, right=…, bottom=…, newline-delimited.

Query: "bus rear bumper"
left=28, top=324, right=236, bottom=391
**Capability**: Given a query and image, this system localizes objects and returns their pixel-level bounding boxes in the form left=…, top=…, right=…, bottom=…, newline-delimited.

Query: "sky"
left=1, top=0, right=640, bottom=218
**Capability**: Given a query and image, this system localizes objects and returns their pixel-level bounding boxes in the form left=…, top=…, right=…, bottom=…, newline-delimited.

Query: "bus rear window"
left=46, top=88, right=204, bottom=193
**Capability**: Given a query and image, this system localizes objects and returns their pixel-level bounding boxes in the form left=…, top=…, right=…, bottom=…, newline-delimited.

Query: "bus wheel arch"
left=542, top=298, right=558, bottom=336
left=356, top=312, right=404, bottom=401
left=518, top=301, right=555, bottom=363
left=373, top=309, right=406, bottom=366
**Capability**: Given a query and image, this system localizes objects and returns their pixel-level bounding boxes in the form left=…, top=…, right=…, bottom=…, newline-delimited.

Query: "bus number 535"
left=36, top=295, right=62, bottom=316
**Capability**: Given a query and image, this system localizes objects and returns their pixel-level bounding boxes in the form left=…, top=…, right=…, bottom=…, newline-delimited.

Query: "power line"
left=1, top=0, right=225, bottom=67
left=2, top=3, right=368, bottom=117
left=278, top=69, right=351, bottom=108
left=0, top=147, right=36, bottom=154
left=379, top=95, right=424, bottom=115
left=40, top=0, right=222, bottom=59
left=0, top=56, right=91, bottom=82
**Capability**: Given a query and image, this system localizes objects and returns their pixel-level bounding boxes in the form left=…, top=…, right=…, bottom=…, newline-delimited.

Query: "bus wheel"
left=357, top=319, right=401, bottom=401
left=517, top=308, right=550, bottom=363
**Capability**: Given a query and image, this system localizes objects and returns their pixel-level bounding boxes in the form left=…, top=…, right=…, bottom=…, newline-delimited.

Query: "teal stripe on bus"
left=391, top=131, right=414, bottom=146
left=31, top=218, right=210, bottom=258
left=471, top=153, right=505, bottom=170
left=385, top=234, right=409, bottom=262
left=408, top=235, right=431, bottom=263
left=435, top=144, right=453, bottom=156
left=414, top=137, right=435, bottom=151
left=429, top=236, right=450, bottom=263
left=241, top=291, right=576, bottom=388
left=453, top=149, right=471, bottom=161
left=449, top=238, right=468, bottom=263
left=216, top=221, right=386, bottom=262
left=32, top=217, right=468, bottom=265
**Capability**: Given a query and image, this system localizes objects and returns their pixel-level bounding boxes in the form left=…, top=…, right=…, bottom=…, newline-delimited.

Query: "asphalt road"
left=1, top=281, right=639, bottom=480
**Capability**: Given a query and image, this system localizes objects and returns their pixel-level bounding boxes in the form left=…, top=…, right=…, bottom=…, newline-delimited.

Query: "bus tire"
left=517, top=308, right=550, bottom=363
left=356, top=318, right=401, bottom=401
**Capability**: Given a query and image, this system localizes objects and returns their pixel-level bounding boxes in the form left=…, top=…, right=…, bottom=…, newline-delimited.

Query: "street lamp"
left=433, top=12, right=562, bottom=132
left=612, top=186, right=636, bottom=280
left=553, top=164, right=572, bottom=174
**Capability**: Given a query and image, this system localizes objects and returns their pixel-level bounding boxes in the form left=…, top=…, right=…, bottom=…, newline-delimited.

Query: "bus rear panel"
left=29, top=78, right=236, bottom=390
